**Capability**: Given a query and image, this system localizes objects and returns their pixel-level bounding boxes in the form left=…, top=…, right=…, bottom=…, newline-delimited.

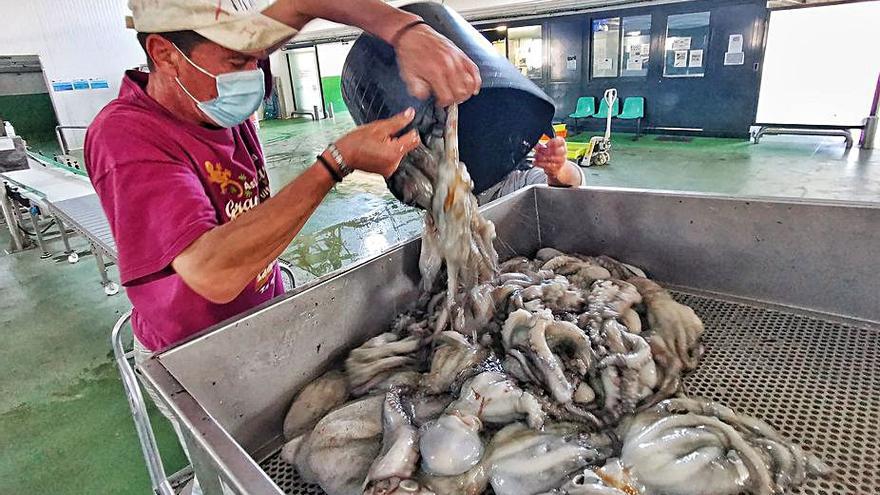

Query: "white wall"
left=269, top=49, right=295, bottom=118
left=316, top=42, right=353, bottom=77
left=1, top=0, right=145, bottom=135
left=756, top=2, right=880, bottom=126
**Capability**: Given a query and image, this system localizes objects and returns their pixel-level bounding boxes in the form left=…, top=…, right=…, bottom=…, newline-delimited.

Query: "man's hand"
left=534, top=137, right=583, bottom=188
left=334, top=108, right=422, bottom=178
left=393, top=24, right=481, bottom=106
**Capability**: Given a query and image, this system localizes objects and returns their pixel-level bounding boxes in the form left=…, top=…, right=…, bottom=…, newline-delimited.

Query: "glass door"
left=288, top=47, right=324, bottom=117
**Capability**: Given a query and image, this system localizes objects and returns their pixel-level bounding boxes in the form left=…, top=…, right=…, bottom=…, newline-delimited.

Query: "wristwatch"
left=327, top=143, right=353, bottom=178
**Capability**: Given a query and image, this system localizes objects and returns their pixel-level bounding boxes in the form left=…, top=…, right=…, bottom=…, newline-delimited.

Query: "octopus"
left=563, top=397, right=832, bottom=495
left=345, top=333, right=424, bottom=396
left=404, top=103, right=498, bottom=334
left=286, top=395, right=385, bottom=495
left=283, top=370, right=350, bottom=440
left=421, top=331, right=487, bottom=394
left=279, top=102, right=828, bottom=495
left=365, top=388, right=436, bottom=495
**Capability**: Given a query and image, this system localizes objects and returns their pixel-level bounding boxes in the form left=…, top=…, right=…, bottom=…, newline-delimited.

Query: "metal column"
left=53, top=214, right=79, bottom=263
left=27, top=207, right=52, bottom=258
left=93, top=245, right=120, bottom=295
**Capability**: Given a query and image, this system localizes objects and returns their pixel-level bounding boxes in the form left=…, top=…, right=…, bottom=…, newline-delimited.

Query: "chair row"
left=569, top=96, right=645, bottom=137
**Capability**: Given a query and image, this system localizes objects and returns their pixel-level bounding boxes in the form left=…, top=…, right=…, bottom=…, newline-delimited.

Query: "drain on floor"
left=655, top=135, right=693, bottom=142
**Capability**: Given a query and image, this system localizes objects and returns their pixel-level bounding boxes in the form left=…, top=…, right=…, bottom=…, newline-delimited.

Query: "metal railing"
left=54, top=125, right=88, bottom=155
left=111, top=311, right=183, bottom=495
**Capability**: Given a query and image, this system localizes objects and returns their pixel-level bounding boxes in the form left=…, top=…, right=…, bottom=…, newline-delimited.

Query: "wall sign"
left=664, top=11, right=711, bottom=77
left=724, top=52, right=745, bottom=65
left=688, top=49, right=704, bottom=68
left=724, top=33, right=745, bottom=66
left=673, top=51, right=688, bottom=67
left=51, top=78, right=110, bottom=92
left=51, top=81, right=74, bottom=92
left=671, top=37, right=691, bottom=51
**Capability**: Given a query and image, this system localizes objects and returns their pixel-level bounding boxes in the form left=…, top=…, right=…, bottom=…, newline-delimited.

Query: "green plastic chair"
left=568, top=97, right=596, bottom=132
left=618, top=96, right=645, bottom=139
left=593, top=97, right=620, bottom=119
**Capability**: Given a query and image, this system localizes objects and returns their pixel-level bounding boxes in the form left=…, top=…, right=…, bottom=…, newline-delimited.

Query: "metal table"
left=751, top=123, right=866, bottom=148
left=0, top=159, right=120, bottom=294
left=48, top=194, right=119, bottom=295
left=1, top=160, right=93, bottom=254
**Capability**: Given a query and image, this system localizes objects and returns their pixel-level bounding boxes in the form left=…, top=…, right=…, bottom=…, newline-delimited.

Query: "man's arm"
left=172, top=109, right=420, bottom=303
left=264, top=0, right=420, bottom=42
left=534, top=138, right=583, bottom=187
left=262, top=0, right=481, bottom=106
left=171, top=162, right=331, bottom=303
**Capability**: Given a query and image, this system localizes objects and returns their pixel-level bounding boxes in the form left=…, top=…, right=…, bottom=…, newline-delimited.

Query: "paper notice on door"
left=727, top=34, right=744, bottom=54
left=674, top=50, right=688, bottom=67
left=566, top=55, right=577, bottom=70
left=724, top=51, right=745, bottom=65
left=598, top=58, right=613, bottom=70
left=671, top=37, right=691, bottom=51
left=688, top=49, right=703, bottom=68
left=627, top=57, right=643, bottom=71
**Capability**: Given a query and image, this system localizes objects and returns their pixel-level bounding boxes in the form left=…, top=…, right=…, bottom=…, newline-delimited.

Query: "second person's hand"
left=533, top=137, right=568, bottom=178
left=332, top=108, right=422, bottom=178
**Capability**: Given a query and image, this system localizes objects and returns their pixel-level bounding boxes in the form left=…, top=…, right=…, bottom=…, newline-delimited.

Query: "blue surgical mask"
left=174, top=45, right=265, bottom=128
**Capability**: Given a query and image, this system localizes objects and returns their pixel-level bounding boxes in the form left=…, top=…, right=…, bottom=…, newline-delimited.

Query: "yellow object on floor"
left=539, top=123, right=568, bottom=142
left=567, top=141, right=591, bottom=165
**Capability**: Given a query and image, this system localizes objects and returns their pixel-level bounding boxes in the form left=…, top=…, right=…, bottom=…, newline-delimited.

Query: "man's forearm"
left=264, top=0, right=418, bottom=43
left=547, top=161, right=583, bottom=187
left=173, top=162, right=335, bottom=303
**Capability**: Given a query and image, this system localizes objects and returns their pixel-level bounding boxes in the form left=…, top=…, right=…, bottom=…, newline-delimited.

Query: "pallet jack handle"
left=603, top=88, right=617, bottom=141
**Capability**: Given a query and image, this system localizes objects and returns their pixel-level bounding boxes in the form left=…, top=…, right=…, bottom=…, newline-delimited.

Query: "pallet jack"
left=570, top=88, right=617, bottom=167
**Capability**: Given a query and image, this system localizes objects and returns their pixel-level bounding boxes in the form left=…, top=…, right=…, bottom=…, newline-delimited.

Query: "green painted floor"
left=1, top=114, right=876, bottom=494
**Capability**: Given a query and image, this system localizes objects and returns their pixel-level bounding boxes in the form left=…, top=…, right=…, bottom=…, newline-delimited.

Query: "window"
left=480, top=26, right=508, bottom=59
left=620, top=15, right=651, bottom=77
left=663, top=12, right=710, bottom=78
left=591, top=17, right=620, bottom=78
left=508, top=26, right=543, bottom=80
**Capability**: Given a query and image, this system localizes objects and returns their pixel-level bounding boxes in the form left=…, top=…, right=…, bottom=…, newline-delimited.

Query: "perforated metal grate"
left=261, top=453, right=325, bottom=494
left=260, top=292, right=880, bottom=494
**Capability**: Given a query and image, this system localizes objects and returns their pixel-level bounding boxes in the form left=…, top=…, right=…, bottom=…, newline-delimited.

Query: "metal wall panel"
left=568, top=0, right=767, bottom=137
left=535, top=186, right=880, bottom=322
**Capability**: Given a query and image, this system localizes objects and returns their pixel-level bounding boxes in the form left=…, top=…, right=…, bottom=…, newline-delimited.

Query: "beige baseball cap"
left=127, top=0, right=297, bottom=53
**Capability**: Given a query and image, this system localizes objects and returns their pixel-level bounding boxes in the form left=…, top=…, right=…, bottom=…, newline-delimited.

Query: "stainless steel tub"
left=141, top=186, right=880, bottom=495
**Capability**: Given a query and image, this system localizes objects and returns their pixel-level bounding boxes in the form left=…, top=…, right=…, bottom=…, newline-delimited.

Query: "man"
left=477, top=137, right=584, bottom=205
left=86, top=1, right=480, bottom=492
left=86, top=0, right=481, bottom=353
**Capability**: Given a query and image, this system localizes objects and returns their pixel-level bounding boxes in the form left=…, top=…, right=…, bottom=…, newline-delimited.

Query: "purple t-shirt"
left=85, top=70, right=284, bottom=351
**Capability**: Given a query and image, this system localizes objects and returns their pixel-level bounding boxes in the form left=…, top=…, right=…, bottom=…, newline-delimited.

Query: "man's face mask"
left=173, top=44, right=265, bottom=128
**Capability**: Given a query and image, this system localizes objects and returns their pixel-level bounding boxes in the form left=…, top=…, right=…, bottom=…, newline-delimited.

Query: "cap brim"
left=195, top=14, right=297, bottom=55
